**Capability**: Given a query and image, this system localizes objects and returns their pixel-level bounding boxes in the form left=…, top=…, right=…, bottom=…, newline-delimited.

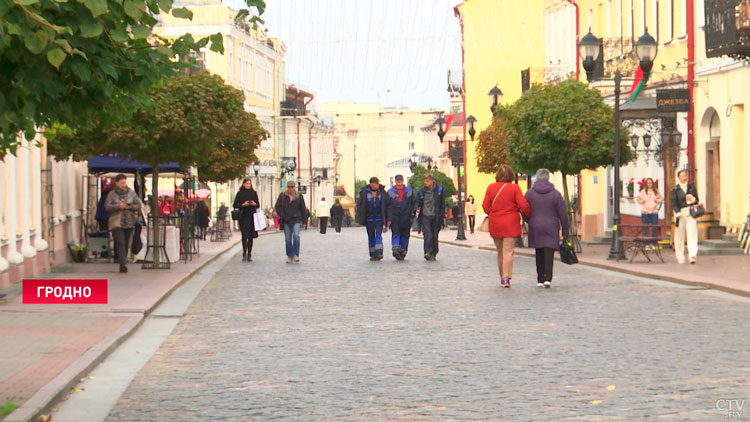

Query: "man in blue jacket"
left=416, top=173, right=445, bottom=261
left=356, top=177, right=388, bottom=261
left=387, top=174, right=416, bottom=260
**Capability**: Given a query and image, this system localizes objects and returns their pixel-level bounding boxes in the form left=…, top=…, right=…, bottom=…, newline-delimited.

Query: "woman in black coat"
left=233, top=178, right=259, bottom=261
left=194, top=200, right=210, bottom=240
left=330, top=198, right=345, bottom=235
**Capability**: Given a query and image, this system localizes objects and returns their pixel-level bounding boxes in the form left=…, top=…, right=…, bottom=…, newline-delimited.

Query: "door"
left=705, top=140, right=720, bottom=220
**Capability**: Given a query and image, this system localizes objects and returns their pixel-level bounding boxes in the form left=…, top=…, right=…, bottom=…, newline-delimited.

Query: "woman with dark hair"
left=330, top=198, right=345, bottom=235
left=636, top=177, right=663, bottom=237
left=482, top=164, right=530, bottom=288
left=233, top=178, right=259, bottom=262
left=105, top=174, right=142, bottom=273
left=465, top=195, right=477, bottom=234
left=194, top=200, right=210, bottom=240
left=671, top=169, right=699, bottom=264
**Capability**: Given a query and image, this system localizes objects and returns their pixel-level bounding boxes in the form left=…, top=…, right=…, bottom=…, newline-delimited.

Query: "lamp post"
left=409, top=152, right=419, bottom=174
left=578, top=29, right=657, bottom=260
left=488, top=85, right=504, bottom=113
left=435, top=114, right=477, bottom=241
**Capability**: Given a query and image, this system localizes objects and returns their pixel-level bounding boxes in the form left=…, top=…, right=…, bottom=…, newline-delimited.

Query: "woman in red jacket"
left=482, top=164, right=531, bottom=288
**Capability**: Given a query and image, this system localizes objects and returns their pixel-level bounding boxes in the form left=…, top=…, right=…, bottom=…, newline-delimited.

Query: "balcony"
left=705, top=0, right=750, bottom=60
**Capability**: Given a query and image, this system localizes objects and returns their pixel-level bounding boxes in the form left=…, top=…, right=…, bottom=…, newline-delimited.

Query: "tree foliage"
left=474, top=105, right=511, bottom=174
left=0, top=0, right=265, bottom=154
left=47, top=71, right=267, bottom=179
left=407, top=166, right=457, bottom=201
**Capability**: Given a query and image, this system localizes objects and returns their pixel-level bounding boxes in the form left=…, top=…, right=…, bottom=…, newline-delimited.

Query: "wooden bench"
left=620, top=224, right=669, bottom=263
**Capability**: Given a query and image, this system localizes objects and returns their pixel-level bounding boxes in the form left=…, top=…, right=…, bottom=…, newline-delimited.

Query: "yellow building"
left=454, top=0, right=546, bottom=207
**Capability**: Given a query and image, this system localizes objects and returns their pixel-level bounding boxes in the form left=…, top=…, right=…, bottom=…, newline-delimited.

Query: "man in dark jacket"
left=356, top=176, right=388, bottom=261
left=524, top=168, right=569, bottom=288
left=275, top=180, right=308, bottom=263
left=386, top=174, right=416, bottom=260
left=416, top=173, right=445, bottom=261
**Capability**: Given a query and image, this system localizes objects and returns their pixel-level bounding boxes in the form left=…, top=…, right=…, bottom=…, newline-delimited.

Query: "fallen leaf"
left=71, top=387, right=84, bottom=393
left=136, top=350, right=140, bottom=354
left=563, top=349, right=571, bottom=353
left=36, top=415, right=51, bottom=422
left=606, top=385, right=616, bottom=391
left=60, top=396, right=69, bottom=401
left=50, top=408, right=59, bottom=412
left=589, top=400, right=603, bottom=405
left=89, top=376, right=96, bottom=380
left=368, top=397, right=375, bottom=402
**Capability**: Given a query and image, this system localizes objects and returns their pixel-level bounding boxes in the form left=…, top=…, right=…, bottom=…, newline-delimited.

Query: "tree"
left=407, top=166, right=457, bottom=200
left=474, top=105, right=512, bottom=174
left=48, top=71, right=266, bottom=265
left=354, top=178, right=368, bottom=194
left=0, top=0, right=265, bottom=155
left=499, top=78, right=632, bottom=206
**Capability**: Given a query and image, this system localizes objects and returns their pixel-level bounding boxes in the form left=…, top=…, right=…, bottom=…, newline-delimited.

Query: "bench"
left=619, top=224, right=670, bottom=263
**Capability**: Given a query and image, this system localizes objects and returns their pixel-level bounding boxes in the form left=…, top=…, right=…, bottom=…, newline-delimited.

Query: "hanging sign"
left=656, top=89, right=690, bottom=112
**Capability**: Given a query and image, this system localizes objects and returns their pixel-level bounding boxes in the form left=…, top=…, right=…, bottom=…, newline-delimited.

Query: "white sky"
left=225, top=0, right=464, bottom=111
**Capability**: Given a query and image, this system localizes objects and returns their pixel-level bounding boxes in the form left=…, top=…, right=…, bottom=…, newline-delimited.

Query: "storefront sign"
left=656, top=89, right=690, bottom=112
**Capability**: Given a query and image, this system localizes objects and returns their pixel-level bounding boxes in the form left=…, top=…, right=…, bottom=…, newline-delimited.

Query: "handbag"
left=689, top=203, right=705, bottom=218
left=253, top=209, right=267, bottom=231
left=231, top=209, right=242, bottom=221
left=108, top=212, right=122, bottom=231
left=477, top=183, right=507, bottom=232
left=559, top=240, right=578, bottom=265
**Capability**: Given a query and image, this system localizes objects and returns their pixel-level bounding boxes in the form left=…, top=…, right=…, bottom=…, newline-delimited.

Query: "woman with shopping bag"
left=233, top=178, right=259, bottom=262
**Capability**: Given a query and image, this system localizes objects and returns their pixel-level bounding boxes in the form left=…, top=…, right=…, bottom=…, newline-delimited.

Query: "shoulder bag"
left=477, top=183, right=507, bottom=232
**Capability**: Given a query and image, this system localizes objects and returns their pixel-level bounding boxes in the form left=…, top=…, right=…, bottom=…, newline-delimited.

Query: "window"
left=409, top=126, right=414, bottom=133
left=409, top=142, right=414, bottom=151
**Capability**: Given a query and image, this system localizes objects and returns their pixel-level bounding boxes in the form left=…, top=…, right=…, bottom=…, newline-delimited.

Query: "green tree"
left=474, top=105, right=512, bottom=174
left=500, top=78, right=632, bottom=206
left=354, top=178, right=368, bottom=194
left=407, top=166, right=457, bottom=200
left=0, top=0, right=265, bottom=154
left=48, top=71, right=266, bottom=265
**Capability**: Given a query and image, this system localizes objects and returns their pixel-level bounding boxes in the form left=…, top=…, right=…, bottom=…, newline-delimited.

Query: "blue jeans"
left=366, top=221, right=384, bottom=257
left=641, top=213, right=659, bottom=236
left=283, top=222, right=301, bottom=258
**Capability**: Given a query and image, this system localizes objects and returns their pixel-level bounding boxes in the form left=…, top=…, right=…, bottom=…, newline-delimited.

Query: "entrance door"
left=705, top=140, right=721, bottom=220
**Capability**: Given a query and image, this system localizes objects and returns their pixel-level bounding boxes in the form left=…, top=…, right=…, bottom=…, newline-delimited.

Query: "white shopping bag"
left=253, top=209, right=267, bottom=231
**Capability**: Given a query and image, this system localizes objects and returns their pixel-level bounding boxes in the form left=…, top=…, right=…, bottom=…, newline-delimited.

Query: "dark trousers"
left=319, top=217, right=329, bottom=234
left=468, top=215, right=476, bottom=233
left=239, top=220, right=255, bottom=256
left=366, top=221, right=384, bottom=257
left=641, top=213, right=659, bottom=236
left=112, top=228, right=134, bottom=266
left=535, top=247, right=555, bottom=283
left=422, top=216, right=441, bottom=255
left=390, top=219, right=412, bottom=252
left=332, top=216, right=343, bottom=233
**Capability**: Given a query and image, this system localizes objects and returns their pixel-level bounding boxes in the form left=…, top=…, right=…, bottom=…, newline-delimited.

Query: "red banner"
left=23, top=279, right=109, bottom=304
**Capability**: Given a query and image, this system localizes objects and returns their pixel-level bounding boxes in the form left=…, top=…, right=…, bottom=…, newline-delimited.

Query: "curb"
left=417, top=234, right=750, bottom=298
left=5, top=232, right=260, bottom=422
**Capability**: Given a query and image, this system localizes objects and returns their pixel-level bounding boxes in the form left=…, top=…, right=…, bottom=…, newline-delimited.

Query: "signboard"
left=656, top=89, right=690, bottom=112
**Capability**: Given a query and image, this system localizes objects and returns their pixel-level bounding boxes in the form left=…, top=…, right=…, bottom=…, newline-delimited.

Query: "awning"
left=87, top=155, right=184, bottom=175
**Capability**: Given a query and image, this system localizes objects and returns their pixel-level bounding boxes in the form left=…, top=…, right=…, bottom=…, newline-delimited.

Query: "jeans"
left=535, top=247, right=555, bottom=283
left=467, top=215, right=476, bottom=233
left=283, top=222, right=301, bottom=258
left=641, top=212, right=659, bottom=236
left=112, top=228, right=134, bottom=266
left=332, top=216, right=342, bottom=233
left=319, top=217, right=328, bottom=234
left=390, top=219, right=412, bottom=252
left=421, top=216, right=441, bottom=255
left=366, top=221, right=384, bottom=257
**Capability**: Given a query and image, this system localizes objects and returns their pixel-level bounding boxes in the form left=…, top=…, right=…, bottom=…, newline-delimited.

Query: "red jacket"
left=482, top=182, right=531, bottom=238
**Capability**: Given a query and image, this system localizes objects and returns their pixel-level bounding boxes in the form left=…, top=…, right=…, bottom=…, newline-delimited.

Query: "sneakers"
left=500, top=278, right=511, bottom=288
left=293, top=256, right=300, bottom=263
left=119, top=264, right=128, bottom=273
left=393, top=248, right=406, bottom=261
left=537, top=282, right=545, bottom=288
left=677, top=258, right=685, bottom=264
left=689, top=256, right=696, bottom=264
left=286, top=257, right=294, bottom=264
left=543, top=281, right=551, bottom=288
left=424, top=253, right=436, bottom=261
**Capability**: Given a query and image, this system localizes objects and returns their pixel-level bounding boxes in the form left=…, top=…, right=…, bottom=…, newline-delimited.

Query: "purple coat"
left=524, top=180, right=569, bottom=250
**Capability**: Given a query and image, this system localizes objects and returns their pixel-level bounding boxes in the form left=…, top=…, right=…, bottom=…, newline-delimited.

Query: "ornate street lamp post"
left=488, top=85, right=504, bottom=113
left=578, top=29, right=657, bottom=260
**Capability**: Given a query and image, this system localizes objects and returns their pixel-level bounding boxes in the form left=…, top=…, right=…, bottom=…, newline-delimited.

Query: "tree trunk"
left=151, top=165, right=162, bottom=267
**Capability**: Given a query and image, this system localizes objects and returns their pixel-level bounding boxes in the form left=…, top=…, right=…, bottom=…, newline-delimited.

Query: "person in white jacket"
left=316, top=197, right=331, bottom=234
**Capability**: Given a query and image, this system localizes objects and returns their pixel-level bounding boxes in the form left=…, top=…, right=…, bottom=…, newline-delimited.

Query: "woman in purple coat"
left=524, top=168, right=569, bottom=288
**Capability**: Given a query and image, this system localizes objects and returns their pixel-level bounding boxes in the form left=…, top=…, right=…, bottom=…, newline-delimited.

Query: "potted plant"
left=67, top=242, right=87, bottom=263
left=626, top=178, right=635, bottom=197
left=309, top=211, right=318, bottom=228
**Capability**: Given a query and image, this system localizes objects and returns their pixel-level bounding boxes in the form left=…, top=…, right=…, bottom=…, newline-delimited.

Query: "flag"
left=628, top=66, right=650, bottom=102
left=444, top=114, right=456, bottom=131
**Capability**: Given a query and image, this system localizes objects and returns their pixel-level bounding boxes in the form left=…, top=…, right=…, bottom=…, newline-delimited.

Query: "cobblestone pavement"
left=108, top=228, right=750, bottom=421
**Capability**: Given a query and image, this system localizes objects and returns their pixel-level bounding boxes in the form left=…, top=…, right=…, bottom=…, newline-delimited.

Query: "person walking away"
left=465, top=195, right=477, bottom=234
left=356, top=177, right=388, bottom=261
left=636, top=177, right=663, bottom=237
left=482, top=165, right=531, bottom=287
left=386, top=174, right=416, bottom=260
left=194, top=199, right=210, bottom=240
left=330, top=199, right=344, bottom=235
left=316, top=197, right=331, bottom=234
left=524, top=168, right=568, bottom=288
left=233, top=178, right=259, bottom=262
left=275, top=180, right=308, bottom=263
left=416, top=173, right=445, bottom=261
left=671, top=169, right=699, bottom=264
left=105, top=174, right=142, bottom=273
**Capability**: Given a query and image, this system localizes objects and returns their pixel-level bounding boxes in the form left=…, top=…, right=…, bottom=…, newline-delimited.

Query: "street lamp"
left=409, top=152, right=419, bottom=173
left=252, top=162, right=260, bottom=177
left=488, top=85, right=504, bottom=113
left=578, top=29, right=657, bottom=261
left=436, top=116, right=477, bottom=241
left=435, top=116, right=446, bottom=141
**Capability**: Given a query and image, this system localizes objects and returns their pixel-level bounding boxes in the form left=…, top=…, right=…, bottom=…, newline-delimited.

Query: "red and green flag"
left=444, top=114, right=457, bottom=131
left=628, top=66, right=651, bottom=102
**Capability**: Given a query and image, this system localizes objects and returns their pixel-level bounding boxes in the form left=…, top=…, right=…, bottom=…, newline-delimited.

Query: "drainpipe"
left=304, top=117, right=316, bottom=206
left=687, top=0, right=695, bottom=183
left=454, top=4, right=468, bottom=196
left=566, top=0, right=580, bottom=80
left=296, top=118, right=301, bottom=185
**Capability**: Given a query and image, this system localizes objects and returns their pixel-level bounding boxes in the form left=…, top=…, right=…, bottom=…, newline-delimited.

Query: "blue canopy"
left=87, top=155, right=183, bottom=175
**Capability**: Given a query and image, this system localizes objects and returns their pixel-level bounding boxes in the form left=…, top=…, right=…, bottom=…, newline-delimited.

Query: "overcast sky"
left=224, top=0, right=464, bottom=111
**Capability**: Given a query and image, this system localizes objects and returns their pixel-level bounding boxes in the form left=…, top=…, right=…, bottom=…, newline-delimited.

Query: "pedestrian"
left=356, top=177, right=388, bottom=261
left=105, top=174, right=142, bottom=273
left=636, top=177, right=663, bottom=237
left=330, top=198, right=344, bottom=235
left=96, top=178, right=114, bottom=231
left=524, top=168, right=568, bottom=289
left=233, top=178, right=259, bottom=262
left=275, top=180, right=308, bottom=263
left=465, top=195, right=477, bottom=234
left=671, top=169, right=700, bottom=264
left=386, top=174, right=416, bottom=260
left=194, top=199, right=210, bottom=240
left=416, top=173, right=445, bottom=261
left=482, top=164, right=530, bottom=287
left=316, top=196, right=330, bottom=234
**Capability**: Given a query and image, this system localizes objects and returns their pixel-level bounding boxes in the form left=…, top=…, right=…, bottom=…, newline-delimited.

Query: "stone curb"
left=3, top=230, right=281, bottom=422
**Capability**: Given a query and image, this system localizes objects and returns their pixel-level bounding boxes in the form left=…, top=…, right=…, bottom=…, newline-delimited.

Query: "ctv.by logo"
left=716, top=399, right=746, bottom=419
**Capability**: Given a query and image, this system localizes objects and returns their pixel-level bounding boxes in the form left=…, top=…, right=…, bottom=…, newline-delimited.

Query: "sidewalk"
left=417, top=228, right=750, bottom=297
left=0, top=231, right=257, bottom=422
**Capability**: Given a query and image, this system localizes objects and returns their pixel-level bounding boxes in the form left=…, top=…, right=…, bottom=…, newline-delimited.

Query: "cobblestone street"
left=107, top=228, right=750, bottom=421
